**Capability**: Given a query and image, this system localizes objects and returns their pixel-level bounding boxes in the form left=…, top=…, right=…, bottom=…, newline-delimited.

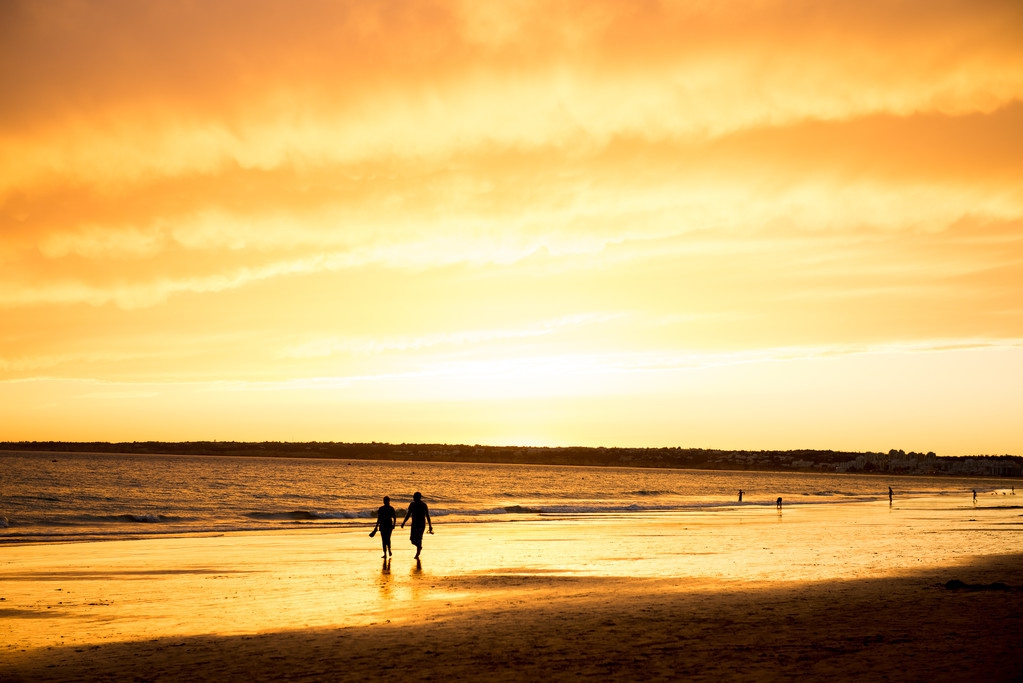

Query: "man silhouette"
left=401, top=491, right=433, bottom=560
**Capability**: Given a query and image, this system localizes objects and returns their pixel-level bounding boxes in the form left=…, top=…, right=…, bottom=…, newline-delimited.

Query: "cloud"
left=282, top=312, right=623, bottom=358
left=3, top=104, right=1021, bottom=301
left=2, top=0, right=1021, bottom=192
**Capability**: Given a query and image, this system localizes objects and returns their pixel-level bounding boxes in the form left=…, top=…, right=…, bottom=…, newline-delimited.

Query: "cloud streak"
left=3, top=0, right=1022, bottom=188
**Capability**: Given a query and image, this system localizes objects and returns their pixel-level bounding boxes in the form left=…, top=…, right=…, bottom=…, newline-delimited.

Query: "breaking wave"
left=79, top=513, right=184, bottom=524
left=245, top=510, right=373, bottom=521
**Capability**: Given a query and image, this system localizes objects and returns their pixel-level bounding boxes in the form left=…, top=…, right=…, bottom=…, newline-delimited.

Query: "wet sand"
left=3, top=498, right=1022, bottom=680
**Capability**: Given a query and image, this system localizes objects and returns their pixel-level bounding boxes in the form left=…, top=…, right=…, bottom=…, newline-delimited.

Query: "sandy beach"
left=3, top=497, right=1022, bottom=681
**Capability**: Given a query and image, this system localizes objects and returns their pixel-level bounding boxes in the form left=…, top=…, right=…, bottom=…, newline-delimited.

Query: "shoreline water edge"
left=1, top=450, right=1018, bottom=545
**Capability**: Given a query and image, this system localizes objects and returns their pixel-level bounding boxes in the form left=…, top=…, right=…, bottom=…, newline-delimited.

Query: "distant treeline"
left=1, top=441, right=1020, bottom=476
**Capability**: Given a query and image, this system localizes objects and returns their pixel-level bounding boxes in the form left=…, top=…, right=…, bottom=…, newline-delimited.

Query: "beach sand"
left=3, top=497, right=1022, bottom=680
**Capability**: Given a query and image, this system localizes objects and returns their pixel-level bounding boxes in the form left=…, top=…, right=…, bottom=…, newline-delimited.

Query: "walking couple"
left=370, top=492, right=434, bottom=560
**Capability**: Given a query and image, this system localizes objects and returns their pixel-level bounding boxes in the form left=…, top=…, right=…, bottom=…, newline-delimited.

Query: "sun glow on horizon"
left=2, top=0, right=1022, bottom=454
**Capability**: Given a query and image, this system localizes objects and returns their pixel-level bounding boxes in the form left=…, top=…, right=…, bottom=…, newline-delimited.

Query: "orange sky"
left=1, top=0, right=1022, bottom=454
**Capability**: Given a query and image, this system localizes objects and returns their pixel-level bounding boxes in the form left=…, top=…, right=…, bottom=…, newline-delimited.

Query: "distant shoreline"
left=2, top=440, right=1020, bottom=478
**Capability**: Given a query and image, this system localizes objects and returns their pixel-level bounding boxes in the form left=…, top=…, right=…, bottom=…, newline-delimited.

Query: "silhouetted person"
left=776, top=496, right=783, bottom=510
left=738, top=490, right=743, bottom=503
left=401, top=491, right=433, bottom=560
left=888, top=486, right=893, bottom=504
left=370, top=496, right=397, bottom=558
left=973, top=489, right=977, bottom=503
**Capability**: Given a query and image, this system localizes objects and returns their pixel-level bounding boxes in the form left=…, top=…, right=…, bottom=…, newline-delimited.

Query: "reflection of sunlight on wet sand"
left=423, top=495, right=1016, bottom=584
left=2, top=495, right=1017, bottom=653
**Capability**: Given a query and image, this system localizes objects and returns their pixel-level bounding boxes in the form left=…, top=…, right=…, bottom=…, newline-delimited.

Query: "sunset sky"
left=1, top=0, right=1021, bottom=454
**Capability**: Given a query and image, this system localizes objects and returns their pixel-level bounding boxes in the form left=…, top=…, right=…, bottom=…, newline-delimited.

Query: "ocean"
left=0, top=450, right=1010, bottom=544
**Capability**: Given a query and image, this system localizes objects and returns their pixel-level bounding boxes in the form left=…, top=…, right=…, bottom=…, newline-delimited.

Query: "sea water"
left=1, top=450, right=1012, bottom=544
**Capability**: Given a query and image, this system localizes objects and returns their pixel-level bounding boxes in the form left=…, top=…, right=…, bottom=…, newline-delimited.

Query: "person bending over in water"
left=370, top=496, right=397, bottom=558
left=401, top=491, right=433, bottom=560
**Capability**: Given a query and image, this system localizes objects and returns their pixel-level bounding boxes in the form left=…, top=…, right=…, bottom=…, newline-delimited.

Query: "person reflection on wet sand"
left=407, top=556, right=425, bottom=600
left=378, top=556, right=392, bottom=600
left=401, top=491, right=433, bottom=560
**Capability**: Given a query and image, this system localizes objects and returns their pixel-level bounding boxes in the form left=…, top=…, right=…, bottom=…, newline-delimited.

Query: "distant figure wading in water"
left=402, top=491, right=433, bottom=560
left=370, top=496, right=397, bottom=558
left=889, top=486, right=893, bottom=504
left=776, top=497, right=783, bottom=510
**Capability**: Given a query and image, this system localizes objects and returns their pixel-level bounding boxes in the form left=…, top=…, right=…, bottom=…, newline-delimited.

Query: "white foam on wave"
left=246, top=509, right=376, bottom=521
left=130, top=514, right=163, bottom=523
left=309, top=510, right=372, bottom=520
